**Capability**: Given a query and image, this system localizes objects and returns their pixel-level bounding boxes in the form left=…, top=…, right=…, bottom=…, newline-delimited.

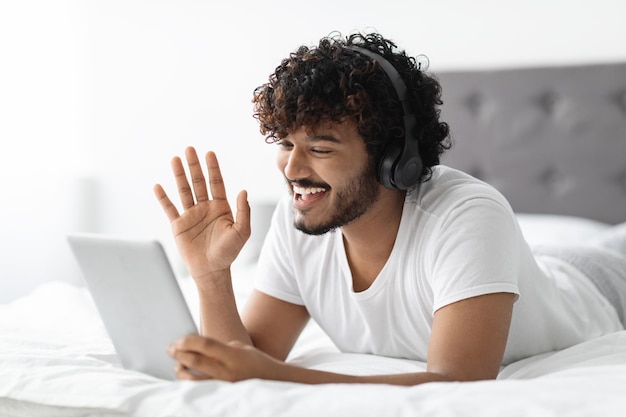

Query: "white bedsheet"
left=2, top=214, right=626, bottom=417
left=1, top=280, right=626, bottom=417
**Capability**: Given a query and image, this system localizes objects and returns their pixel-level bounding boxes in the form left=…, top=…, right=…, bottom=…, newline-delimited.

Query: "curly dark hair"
left=252, top=32, right=450, bottom=182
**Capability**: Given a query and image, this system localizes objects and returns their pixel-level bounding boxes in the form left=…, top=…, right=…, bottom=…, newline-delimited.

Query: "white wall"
left=1, top=0, right=626, bottom=302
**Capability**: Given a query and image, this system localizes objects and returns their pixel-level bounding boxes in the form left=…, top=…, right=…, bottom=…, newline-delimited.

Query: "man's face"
left=275, top=120, right=381, bottom=235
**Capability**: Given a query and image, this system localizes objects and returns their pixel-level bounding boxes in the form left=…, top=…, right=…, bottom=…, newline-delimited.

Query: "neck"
left=341, top=187, right=406, bottom=291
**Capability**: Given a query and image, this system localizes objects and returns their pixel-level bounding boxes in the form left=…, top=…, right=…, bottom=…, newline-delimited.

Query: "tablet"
left=67, top=233, right=198, bottom=380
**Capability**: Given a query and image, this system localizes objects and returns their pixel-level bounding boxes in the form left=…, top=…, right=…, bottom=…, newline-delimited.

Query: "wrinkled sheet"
left=1, top=281, right=626, bottom=417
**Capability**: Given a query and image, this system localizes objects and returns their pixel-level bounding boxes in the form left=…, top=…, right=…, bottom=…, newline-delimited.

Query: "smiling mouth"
left=290, top=183, right=329, bottom=209
left=293, top=185, right=327, bottom=201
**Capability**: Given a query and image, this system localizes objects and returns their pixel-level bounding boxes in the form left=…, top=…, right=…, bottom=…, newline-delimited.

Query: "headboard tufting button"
left=468, top=166, right=485, bottom=180
left=617, top=171, right=626, bottom=193
left=538, top=91, right=559, bottom=114
left=464, top=93, right=483, bottom=117
left=617, top=90, right=626, bottom=113
left=538, top=167, right=567, bottom=193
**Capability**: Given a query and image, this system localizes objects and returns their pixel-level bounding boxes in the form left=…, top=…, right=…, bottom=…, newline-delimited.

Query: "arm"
left=154, top=147, right=252, bottom=344
left=155, top=147, right=309, bottom=353
left=242, top=290, right=310, bottom=361
left=168, top=292, right=515, bottom=384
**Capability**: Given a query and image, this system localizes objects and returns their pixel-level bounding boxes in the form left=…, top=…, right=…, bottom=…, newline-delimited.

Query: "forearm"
left=168, top=335, right=459, bottom=385
left=194, top=269, right=252, bottom=346
left=277, top=363, right=455, bottom=386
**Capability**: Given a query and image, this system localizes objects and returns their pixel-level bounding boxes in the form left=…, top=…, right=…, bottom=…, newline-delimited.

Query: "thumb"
left=234, top=190, right=251, bottom=240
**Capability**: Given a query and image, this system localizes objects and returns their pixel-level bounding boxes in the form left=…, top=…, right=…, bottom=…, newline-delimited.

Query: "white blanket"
left=1, top=280, right=626, bottom=417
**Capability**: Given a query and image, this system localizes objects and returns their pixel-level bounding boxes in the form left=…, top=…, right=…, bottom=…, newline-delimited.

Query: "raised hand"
left=154, top=147, right=251, bottom=286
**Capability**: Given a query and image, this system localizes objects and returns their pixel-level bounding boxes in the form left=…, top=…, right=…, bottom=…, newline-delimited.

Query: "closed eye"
left=311, top=148, right=332, bottom=155
left=276, top=140, right=293, bottom=150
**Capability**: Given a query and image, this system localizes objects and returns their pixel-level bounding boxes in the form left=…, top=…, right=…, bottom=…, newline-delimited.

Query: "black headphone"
left=349, top=46, right=423, bottom=190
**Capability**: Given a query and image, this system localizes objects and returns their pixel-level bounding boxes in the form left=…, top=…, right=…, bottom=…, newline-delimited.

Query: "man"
left=154, top=32, right=626, bottom=385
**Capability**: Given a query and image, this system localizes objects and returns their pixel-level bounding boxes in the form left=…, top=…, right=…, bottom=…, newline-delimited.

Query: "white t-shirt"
left=254, top=166, right=621, bottom=364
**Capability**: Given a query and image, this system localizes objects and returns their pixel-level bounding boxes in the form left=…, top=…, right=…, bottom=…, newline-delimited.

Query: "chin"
left=292, top=215, right=330, bottom=235
left=294, top=222, right=337, bottom=236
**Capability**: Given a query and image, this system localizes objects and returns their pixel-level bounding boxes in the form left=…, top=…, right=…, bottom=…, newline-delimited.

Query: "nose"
left=278, top=145, right=312, bottom=181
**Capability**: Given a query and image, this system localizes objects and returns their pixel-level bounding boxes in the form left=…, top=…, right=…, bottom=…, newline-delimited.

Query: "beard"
left=290, top=159, right=381, bottom=236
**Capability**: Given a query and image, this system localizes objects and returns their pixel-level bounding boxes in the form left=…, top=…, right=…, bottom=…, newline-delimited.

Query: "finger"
left=172, top=350, right=224, bottom=379
left=205, top=151, right=227, bottom=201
left=234, top=190, right=251, bottom=240
left=171, top=156, right=195, bottom=210
left=169, top=337, right=233, bottom=380
left=171, top=334, right=235, bottom=360
left=153, top=184, right=180, bottom=223
left=185, top=146, right=209, bottom=203
left=174, top=363, right=212, bottom=381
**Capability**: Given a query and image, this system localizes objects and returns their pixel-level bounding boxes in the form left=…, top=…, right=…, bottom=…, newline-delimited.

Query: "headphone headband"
left=348, top=46, right=422, bottom=190
left=348, top=46, right=413, bottom=120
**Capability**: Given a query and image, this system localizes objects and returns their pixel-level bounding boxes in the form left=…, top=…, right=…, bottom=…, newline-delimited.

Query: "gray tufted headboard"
left=436, top=62, right=626, bottom=225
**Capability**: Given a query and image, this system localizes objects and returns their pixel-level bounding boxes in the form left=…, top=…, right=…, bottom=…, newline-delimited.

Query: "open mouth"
left=292, top=184, right=329, bottom=208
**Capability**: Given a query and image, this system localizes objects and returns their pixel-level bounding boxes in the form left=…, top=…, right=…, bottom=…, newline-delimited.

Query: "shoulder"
left=407, top=165, right=514, bottom=218
left=400, top=165, right=520, bottom=253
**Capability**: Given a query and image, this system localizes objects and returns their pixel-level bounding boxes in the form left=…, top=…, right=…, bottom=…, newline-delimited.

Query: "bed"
left=2, top=61, right=626, bottom=417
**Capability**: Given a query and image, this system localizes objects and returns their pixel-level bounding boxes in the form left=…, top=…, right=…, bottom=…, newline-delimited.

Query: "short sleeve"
left=429, top=197, right=521, bottom=313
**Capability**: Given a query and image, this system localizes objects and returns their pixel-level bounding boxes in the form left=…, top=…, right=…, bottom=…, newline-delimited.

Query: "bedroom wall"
left=1, top=0, right=626, bottom=303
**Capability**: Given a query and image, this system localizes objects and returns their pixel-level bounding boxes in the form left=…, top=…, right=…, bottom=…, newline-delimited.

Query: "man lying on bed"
left=154, top=32, right=626, bottom=385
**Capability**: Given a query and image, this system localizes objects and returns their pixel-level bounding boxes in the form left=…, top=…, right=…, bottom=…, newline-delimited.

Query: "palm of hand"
left=171, top=199, right=245, bottom=276
left=154, top=147, right=251, bottom=281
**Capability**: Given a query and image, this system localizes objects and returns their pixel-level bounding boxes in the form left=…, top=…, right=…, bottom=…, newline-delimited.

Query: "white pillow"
left=515, top=213, right=611, bottom=247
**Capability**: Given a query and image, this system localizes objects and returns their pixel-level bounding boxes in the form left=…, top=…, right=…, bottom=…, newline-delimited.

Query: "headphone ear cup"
left=378, top=140, right=423, bottom=190
left=396, top=153, right=422, bottom=190
left=378, top=143, right=402, bottom=189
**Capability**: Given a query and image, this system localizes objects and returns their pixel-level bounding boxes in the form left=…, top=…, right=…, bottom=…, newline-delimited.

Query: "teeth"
left=293, top=185, right=326, bottom=195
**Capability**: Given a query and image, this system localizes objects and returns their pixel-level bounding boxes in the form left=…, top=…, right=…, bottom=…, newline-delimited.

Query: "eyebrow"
left=306, top=134, right=342, bottom=144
